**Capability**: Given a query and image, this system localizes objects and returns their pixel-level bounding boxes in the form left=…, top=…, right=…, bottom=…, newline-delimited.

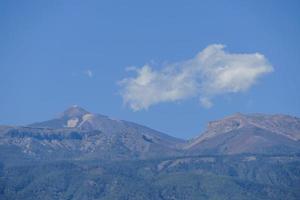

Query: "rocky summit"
left=184, top=113, right=300, bottom=154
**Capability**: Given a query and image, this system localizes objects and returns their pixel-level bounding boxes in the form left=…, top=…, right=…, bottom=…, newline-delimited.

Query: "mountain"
left=185, top=113, right=300, bottom=155
left=30, top=106, right=182, bottom=145
left=0, top=106, right=183, bottom=162
left=29, top=105, right=90, bottom=129
left=1, top=108, right=300, bottom=199
left=1, top=109, right=300, bottom=163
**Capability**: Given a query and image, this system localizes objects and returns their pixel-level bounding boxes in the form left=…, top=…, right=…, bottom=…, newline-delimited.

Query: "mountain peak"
left=185, top=113, right=300, bottom=152
left=61, top=105, right=90, bottom=119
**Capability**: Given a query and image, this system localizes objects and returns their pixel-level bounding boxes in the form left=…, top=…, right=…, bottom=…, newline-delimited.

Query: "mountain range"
left=0, top=106, right=299, bottom=200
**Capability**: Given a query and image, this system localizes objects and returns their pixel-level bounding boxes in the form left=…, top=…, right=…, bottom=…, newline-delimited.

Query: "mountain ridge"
left=185, top=113, right=300, bottom=154
left=0, top=106, right=299, bottom=162
left=1, top=106, right=300, bottom=200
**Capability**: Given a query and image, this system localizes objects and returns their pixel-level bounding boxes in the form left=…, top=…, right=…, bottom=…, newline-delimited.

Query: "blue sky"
left=0, top=0, right=299, bottom=139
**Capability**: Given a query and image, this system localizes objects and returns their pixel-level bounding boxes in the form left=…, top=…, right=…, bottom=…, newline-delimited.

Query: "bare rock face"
left=185, top=113, right=300, bottom=155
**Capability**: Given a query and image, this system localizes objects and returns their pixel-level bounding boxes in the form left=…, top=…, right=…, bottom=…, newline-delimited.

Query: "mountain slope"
left=1, top=155, right=299, bottom=200
left=185, top=113, right=300, bottom=154
left=0, top=106, right=184, bottom=162
left=30, top=105, right=181, bottom=146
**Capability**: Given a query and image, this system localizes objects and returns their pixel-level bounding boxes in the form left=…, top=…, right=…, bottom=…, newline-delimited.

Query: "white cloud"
left=200, top=97, right=213, bottom=109
left=119, top=44, right=273, bottom=111
left=84, top=69, right=93, bottom=78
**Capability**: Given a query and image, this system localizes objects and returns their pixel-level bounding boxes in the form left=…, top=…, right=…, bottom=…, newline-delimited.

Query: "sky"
left=0, top=0, right=300, bottom=139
